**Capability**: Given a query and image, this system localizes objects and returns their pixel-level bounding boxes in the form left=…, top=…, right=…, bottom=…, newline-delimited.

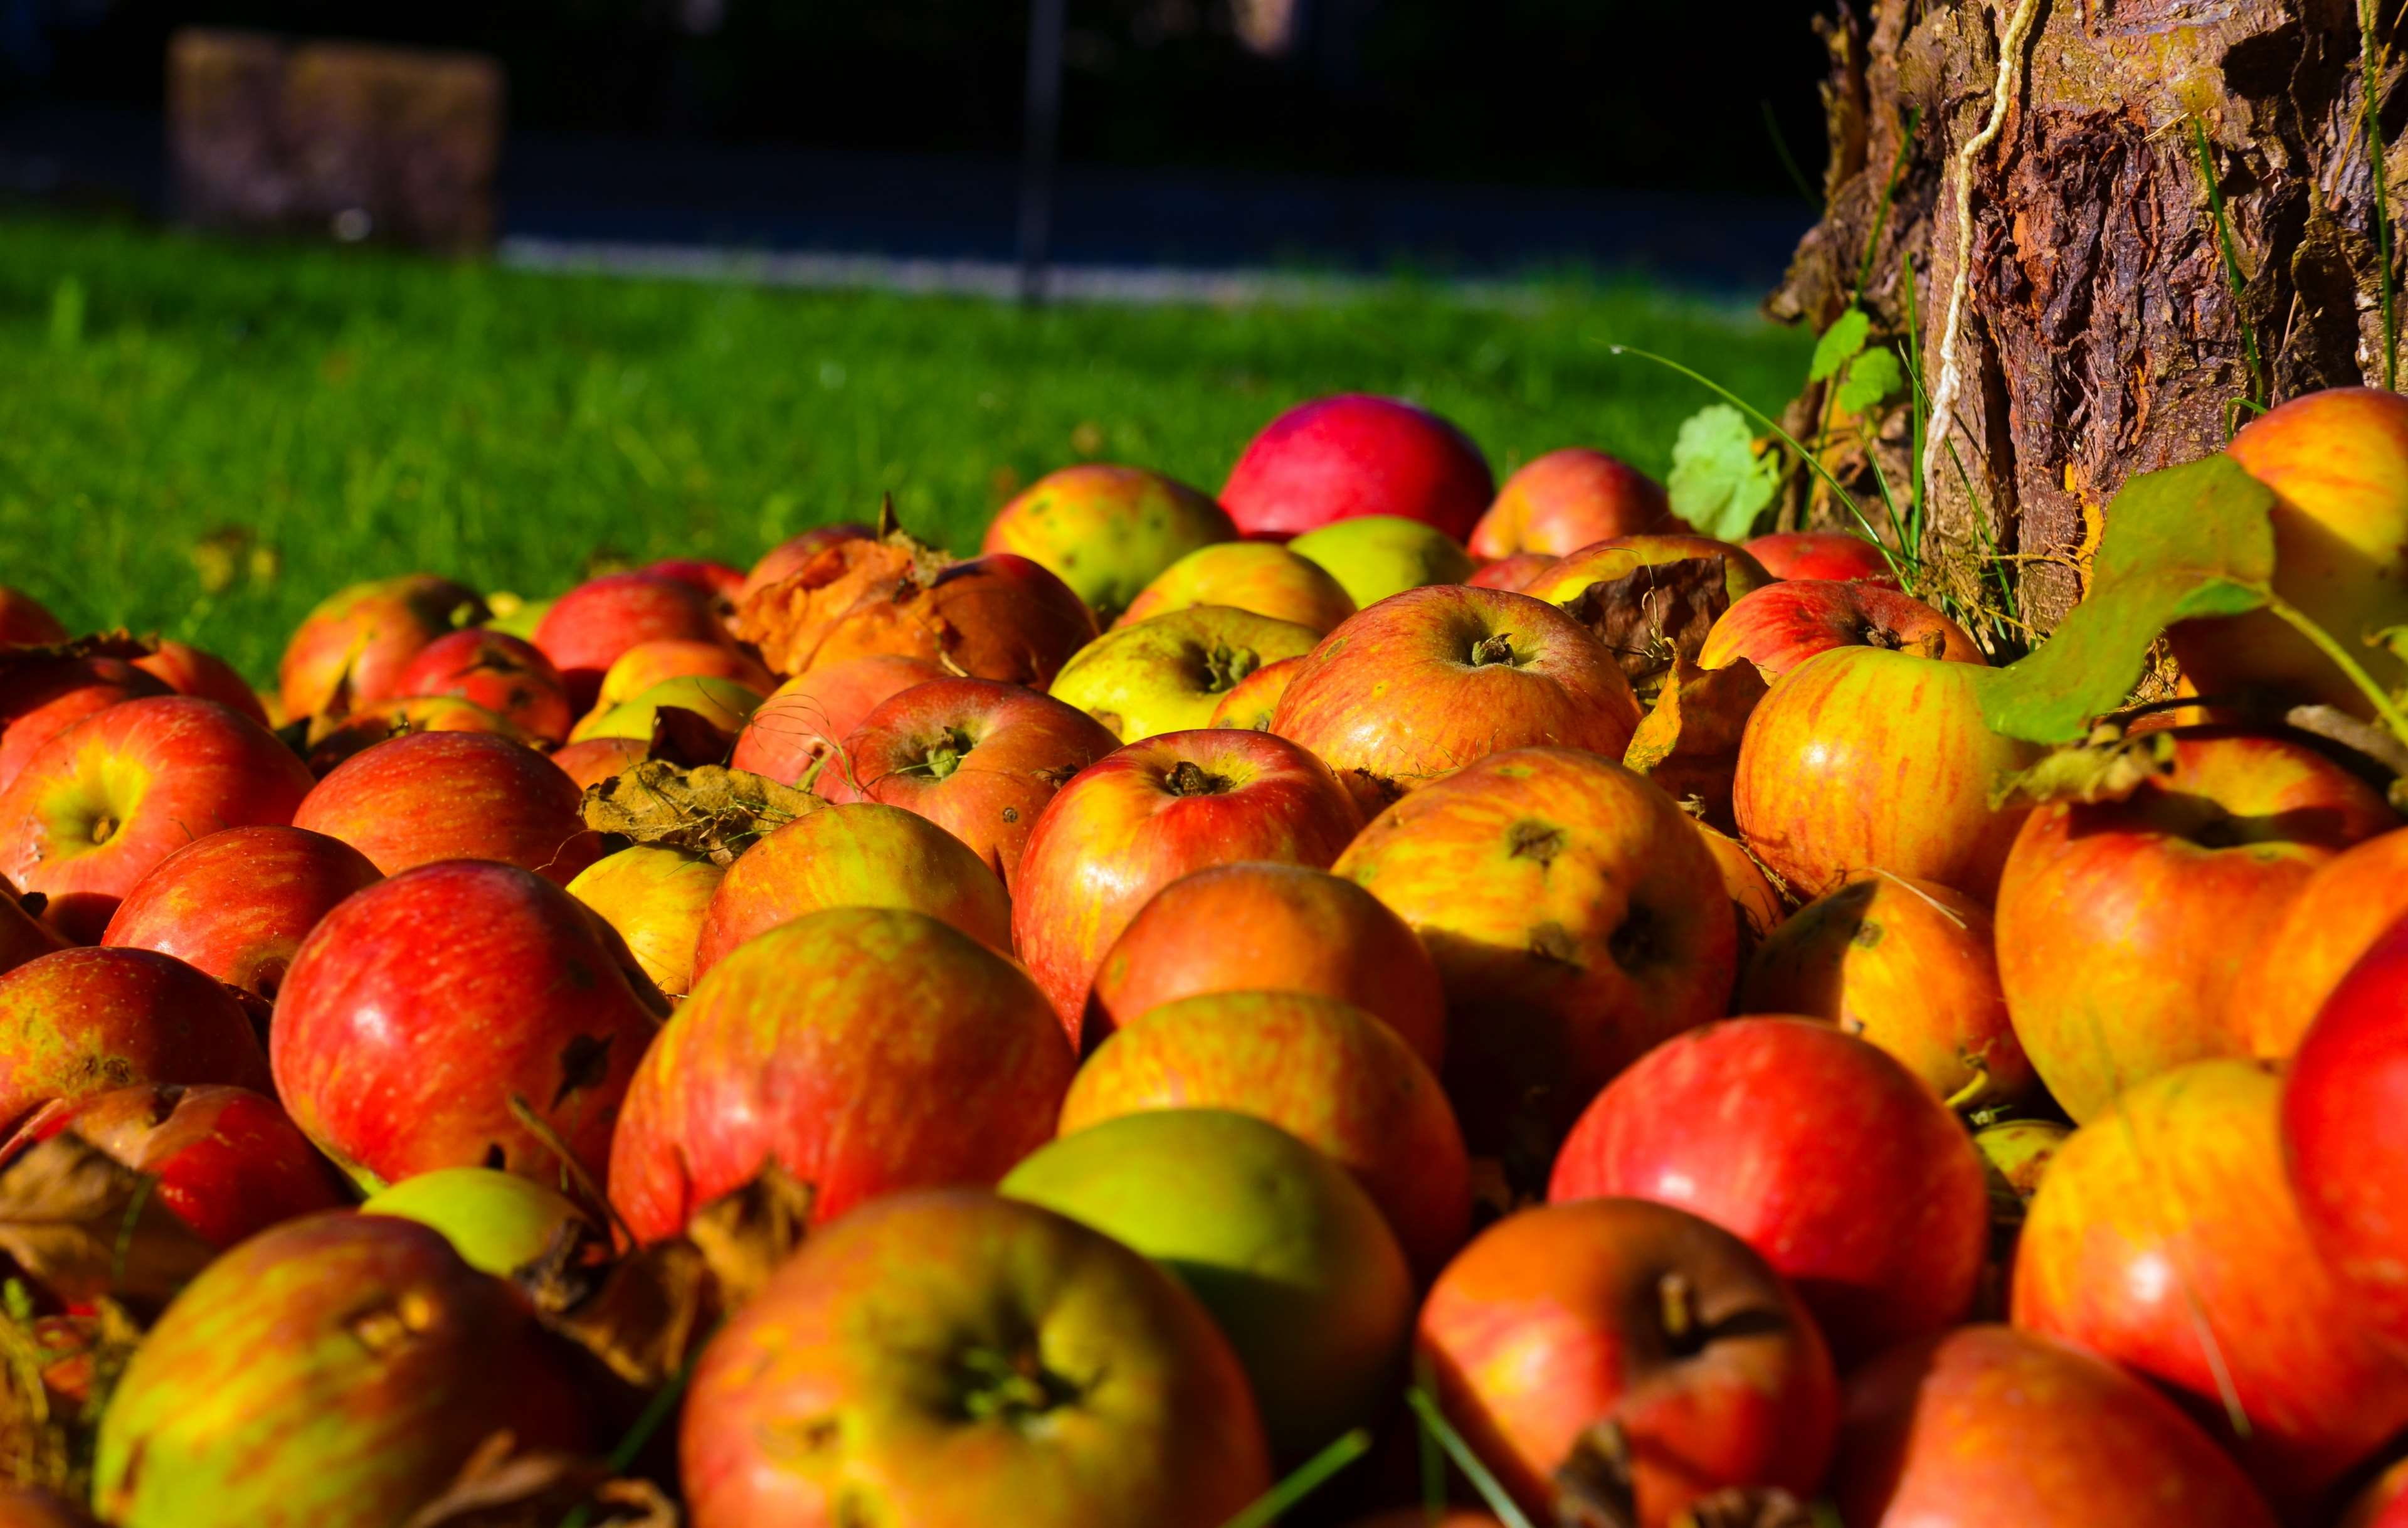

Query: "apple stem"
left=2257, top=590, right=2408, bottom=758
left=1164, top=761, right=1228, bottom=797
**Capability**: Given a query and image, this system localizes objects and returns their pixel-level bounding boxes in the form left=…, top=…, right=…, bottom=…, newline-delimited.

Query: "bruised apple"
left=0, top=948, right=270, bottom=1137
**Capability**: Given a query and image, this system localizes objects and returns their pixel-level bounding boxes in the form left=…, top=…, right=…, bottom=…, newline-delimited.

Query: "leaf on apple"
left=1668, top=405, right=1784, bottom=544
left=1552, top=556, right=1733, bottom=691
left=399, top=1430, right=677, bottom=1528
left=681, top=1162, right=815, bottom=1312
left=1623, top=655, right=1768, bottom=819
left=1987, top=725, right=2178, bottom=809
left=0, top=1134, right=216, bottom=1318
left=1976, top=455, right=2275, bottom=743
left=581, top=760, right=821, bottom=865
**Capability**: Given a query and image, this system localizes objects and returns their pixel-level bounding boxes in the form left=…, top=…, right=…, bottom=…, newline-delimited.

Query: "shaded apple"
left=1221, top=394, right=1494, bottom=540
left=100, top=825, right=382, bottom=1004
left=1050, top=605, right=1323, bottom=742
left=302, top=694, right=535, bottom=776
left=1116, top=541, right=1357, bottom=635
left=0, top=947, right=269, bottom=1136
left=361, top=1166, right=590, bottom=1276
left=729, top=652, right=945, bottom=787
left=564, top=844, right=724, bottom=999
left=0, top=872, right=65, bottom=977
left=1523, top=531, right=1777, bottom=612
left=277, top=573, right=487, bottom=722
left=982, top=463, right=1237, bottom=622
left=293, top=730, right=601, bottom=885
left=1699, top=579, right=1984, bottom=681
left=1696, top=821, right=1785, bottom=956
left=130, top=640, right=272, bottom=728
left=1469, top=447, right=1676, bottom=560
left=1289, top=513, right=1478, bottom=608
left=549, top=736, right=650, bottom=792
left=392, top=627, right=574, bottom=743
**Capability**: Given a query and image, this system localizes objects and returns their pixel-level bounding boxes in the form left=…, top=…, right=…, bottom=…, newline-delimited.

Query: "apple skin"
left=1084, top=861, right=1445, bottom=1065
left=1002, top=1108, right=1415, bottom=1462
left=729, top=653, right=946, bottom=787
left=594, top=637, right=773, bottom=709
left=1551, top=1017, right=1989, bottom=1366
left=303, top=694, right=537, bottom=776
left=642, top=556, right=746, bottom=602
left=1733, top=645, right=2041, bottom=903
left=2012, top=1058, right=2408, bottom=1510
left=1115, top=541, right=1358, bottom=635
left=1, top=1083, right=345, bottom=1249
left=568, top=674, right=760, bottom=746
left=293, top=730, right=602, bottom=886
left=1221, top=393, right=1494, bottom=540
left=824, top=677, right=1119, bottom=890
left=1742, top=530, right=1896, bottom=583
left=612, top=908, right=1074, bottom=1239
left=796, top=552, right=1101, bottom=690
left=1270, top=585, right=1642, bottom=806
left=2344, top=1459, right=2408, bottom=1528
left=92, top=1211, right=588, bottom=1528
left=131, top=640, right=272, bottom=728
left=1288, top=514, right=1478, bottom=608
left=1469, top=447, right=1676, bottom=560
left=1334, top=747, right=1736, bottom=1155
left=100, top=825, right=383, bottom=1003
left=0, top=872, right=66, bottom=977
left=1739, top=872, right=2034, bottom=1110
left=534, top=570, right=729, bottom=711
left=272, top=860, right=666, bottom=1191
left=548, top=736, right=650, bottom=791
left=361, top=1166, right=589, bottom=1276
left=690, top=801, right=1013, bottom=979
left=2169, top=387, right=2408, bottom=717
left=680, top=1188, right=1270, bottom=1528
left=0, top=947, right=270, bottom=1135
left=0, top=588, right=68, bottom=648
left=739, top=521, right=877, bottom=604
left=1060, top=989, right=1471, bottom=1278
left=1995, top=728, right=2395, bottom=1122
left=564, top=844, right=724, bottom=999
left=1523, top=532, right=1778, bottom=612
left=983, top=463, right=1238, bottom=623
left=1465, top=551, right=1557, bottom=591
left=1417, top=1197, right=1838, bottom=1527
left=0, top=655, right=173, bottom=791
left=1205, top=652, right=1305, bottom=730
left=1010, top=729, right=1363, bottom=1039
left=0, top=696, right=318, bottom=943
left=1830, top=1325, right=2281, bottom=1528
left=1049, top=605, right=1324, bottom=743
left=392, top=628, right=574, bottom=744
left=2233, top=824, right=2408, bottom=1058
left=2283, top=913, right=2408, bottom=1352
left=277, top=574, right=488, bottom=723
left=1699, top=580, right=1985, bottom=681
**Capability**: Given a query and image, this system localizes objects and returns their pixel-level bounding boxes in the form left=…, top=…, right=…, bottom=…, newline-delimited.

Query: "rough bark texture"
left=1771, top=0, right=2403, bottom=636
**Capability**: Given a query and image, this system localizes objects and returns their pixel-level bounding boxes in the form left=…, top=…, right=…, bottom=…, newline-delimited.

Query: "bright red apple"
left=611, top=908, right=1074, bottom=1239
left=1743, top=530, right=1896, bottom=583
left=534, top=571, right=729, bottom=710
left=130, top=641, right=272, bottom=727
left=0, top=697, right=317, bottom=942
left=1010, top=730, right=1363, bottom=1040
left=1551, top=1016, right=1989, bottom=1366
left=277, top=574, right=488, bottom=722
left=292, top=730, right=601, bottom=885
left=0, top=654, right=172, bottom=790
left=1699, top=580, right=1984, bottom=681
left=273, top=860, right=666, bottom=1189
left=1220, top=393, right=1494, bottom=540
left=100, top=825, right=382, bottom=1004
left=1418, top=1197, right=1837, bottom=1526
left=0, top=947, right=269, bottom=1133
left=1469, top=447, right=1676, bottom=560
left=729, top=653, right=946, bottom=787
left=393, top=628, right=575, bottom=744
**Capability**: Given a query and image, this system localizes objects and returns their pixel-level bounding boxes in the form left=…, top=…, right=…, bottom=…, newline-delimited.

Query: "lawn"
left=0, top=213, right=1814, bottom=682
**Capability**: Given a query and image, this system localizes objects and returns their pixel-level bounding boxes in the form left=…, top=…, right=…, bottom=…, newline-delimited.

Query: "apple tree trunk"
left=1769, top=0, right=2404, bottom=636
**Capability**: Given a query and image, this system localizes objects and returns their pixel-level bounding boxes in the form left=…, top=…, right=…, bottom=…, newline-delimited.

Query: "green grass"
left=0, top=213, right=1812, bottom=684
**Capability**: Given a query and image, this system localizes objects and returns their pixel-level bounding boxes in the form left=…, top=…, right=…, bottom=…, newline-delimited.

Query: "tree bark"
left=1770, top=0, right=2402, bottom=638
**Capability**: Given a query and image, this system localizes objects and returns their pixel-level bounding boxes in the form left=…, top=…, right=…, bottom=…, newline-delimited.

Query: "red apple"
left=1049, top=605, right=1323, bottom=743
left=100, top=825, right=382, bottom=1003
left=1334, top=747, right=1736, bottom=1155
left=302, top=694, right=536, bottom=775
left=1739, top=872, right=2034, bottom=1110
left=1551, top=1017, right=1989, bottom=1366
left=293, top=730, right=601, bottom=885
left=643, top=556, right=746, bottom=602
left=550, top=736, right=651, bottom=791
left=1469, top=447, right=1676, bottom=560
left=273, top=860, right=666, bottom=1189
left=729, top=653, right=946, bottom=787
left=1115, top=541, right=1357, bottom=635
left=2234, top=824, right=2408, bottom=1058
left=1418, top=1198, right=1837, bottom=1526
left=1010, top=730, right=1363, bottom=1039
left=680, top=1189, right=1269, bottom=1528
left=393, top=628, right=575, bottom=744
left=130, top=640, right=272, bottom=727
left=1270, top=585, right=1641, bottom=807
left=277, top=573, right=488, bottom=721
left=0, top=872, right=65, bottom=977
left=2283, top=911, right=2408, bottom=1352
left=534, top=571, right=729, bottom=710
left=0, top=697, right=317, bottom=942
left=2014, top=1058, right=2408, bottom=1510
left=983, top=464, right=1237, bottom=622
left=824, top=678, right=1119, bottom=889
left=1699, top=580, right=1985, bottom=681
left=1465, top=551, right=1556, bottom=591
left=0, top=947, right=269, bottom=1133
left=2344, top=1458, right=2408, bottom=1528
left=1, top=1083, right=347, bottom=1249
left=1205, top=652, right=1306, bottom=730
left=1831, top=1326, right=2281, bottom=1528
left=1743, top=529, right=1896, bottom=582
left=611, top=908, right=1074, bottom=1239
left=1732, top=645, right=2041, bottom=903
left=0, top=588, right=68, bottom=649
left=737, top=521, right=877, bottom=603
left=0, top=655, right=172, bottom=790
left=1221, top=393, right=1494, bottom=540
left=1997, top=727, right=2394, bottom=1122
left=1061, top=989, right=1471, bottom=1278
left=1084, top=861, right=1445, bottom=1066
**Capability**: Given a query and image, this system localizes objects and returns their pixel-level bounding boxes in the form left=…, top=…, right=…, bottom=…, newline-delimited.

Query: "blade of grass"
left=1218, top=1428, right=1373, bottom=1528
left=1763, top=100, right=1822, bottom=208
left=2366, top=0, right=2398, bottom=389
left=1405, top=1387, right=1538, bottom=1528
left=2189, top=117, right=2268, bottom=413
left=558, top=1344, right=705, bottom=1528
left=1854, top=107, right=1922, bottom=304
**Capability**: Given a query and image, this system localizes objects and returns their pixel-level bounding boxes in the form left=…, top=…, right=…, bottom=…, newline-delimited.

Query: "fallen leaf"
left=401, top=1431, right=678, bottom=1528
left=684, top=1163, right=814, bottom=1313
left=581, top=761, right=821, bottom=865
left=0, top=1137, right=216, bottom=1317
left=1551, top=557, right=1733, bottom=691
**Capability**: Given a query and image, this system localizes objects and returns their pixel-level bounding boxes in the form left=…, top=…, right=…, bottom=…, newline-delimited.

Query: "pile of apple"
left=5, top=385, right=2408, bottom=1528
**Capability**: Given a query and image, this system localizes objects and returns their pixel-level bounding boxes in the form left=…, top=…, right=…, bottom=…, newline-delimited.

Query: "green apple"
left=1048, top=606, right=1322, bottom=742
left=361, top=1167, right=589, bottom=1276
left=568, top=674, right=759, bottom=745
left=982, top=464, right=1237, bottom=623
left=1289, top=514, right=1477, bottom=608
left=1116, top=542, right=1356, bottom=635
left=1000, top=1107, right=1412, bottom=1462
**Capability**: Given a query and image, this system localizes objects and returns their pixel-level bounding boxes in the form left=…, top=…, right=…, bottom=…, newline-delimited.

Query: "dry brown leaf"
left=520, top=1233, right=714, bottom=1392
left=734, top=528, right=950, bottom=677
left=1551, top=556, right=1733, bottom=691
left=1988, top=724, right=2177, bottom=810
left=1622, top=656, right=1770, bottom=825
left=0, top=1137, right=216, bottom=1317
left=683, top=1162, right=814, bottom=1313
left=581, top=761, right=821, bottom=865
left=401, top=1431, right=679, bottom=1528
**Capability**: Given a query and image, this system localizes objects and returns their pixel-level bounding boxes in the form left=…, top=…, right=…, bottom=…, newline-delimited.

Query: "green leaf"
left=1667, top=403, right=1783, bottom=542
left=1809, top=307, right=1870, bottom=382
left=1977, top=455, right=2276, bottom=743
left=1836, top=346, right=1903, bottom=415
